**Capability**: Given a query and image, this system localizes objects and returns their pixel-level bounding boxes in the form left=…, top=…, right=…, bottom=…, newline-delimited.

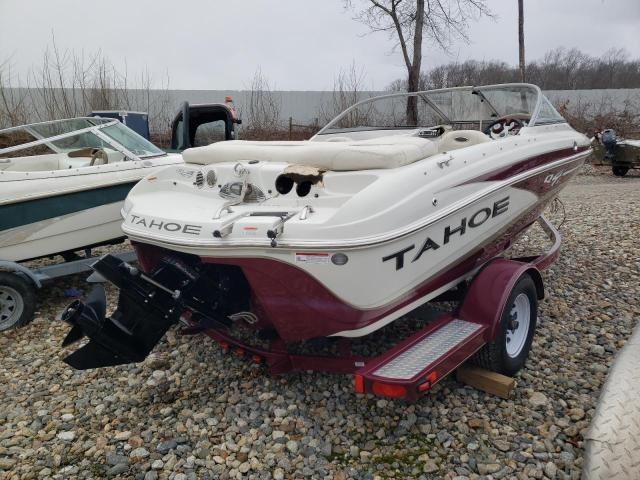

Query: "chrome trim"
left=213, top=205, right=234, bottom=220
left=298, top=205, right=314, bottom=220
left=123, top=149, right=591, bottom=250
left=267, top=212, right=298, bottom=247
left=212, top=212, right=249, bottom=238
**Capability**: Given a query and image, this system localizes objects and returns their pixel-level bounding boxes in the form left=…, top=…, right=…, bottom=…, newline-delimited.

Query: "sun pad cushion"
left=183, top=136, right=438, bottom=171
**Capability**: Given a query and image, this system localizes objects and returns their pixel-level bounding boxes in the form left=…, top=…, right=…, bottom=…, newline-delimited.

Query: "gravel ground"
left=1, top=171, right=639, bottom=480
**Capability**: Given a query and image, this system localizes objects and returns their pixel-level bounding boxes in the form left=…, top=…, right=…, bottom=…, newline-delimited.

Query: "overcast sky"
left=1, top=0, right=638, bottom=90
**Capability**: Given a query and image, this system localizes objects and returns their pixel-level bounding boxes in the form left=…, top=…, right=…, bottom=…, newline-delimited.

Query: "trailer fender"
left=458, top=258, right=543, bottom=342
left=0, top=261, right=42, bottom=288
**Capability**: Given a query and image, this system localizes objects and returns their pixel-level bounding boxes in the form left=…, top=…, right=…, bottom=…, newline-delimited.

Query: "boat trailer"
left=0, top=250, right=136, bottom=331
left=60, top=216, right=560, bottom=401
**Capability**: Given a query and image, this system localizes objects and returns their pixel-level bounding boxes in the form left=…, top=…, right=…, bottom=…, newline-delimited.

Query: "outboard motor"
left=600, top=129, right=618, bottom=161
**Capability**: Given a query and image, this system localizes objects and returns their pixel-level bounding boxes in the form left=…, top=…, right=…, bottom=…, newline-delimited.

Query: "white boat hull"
left=0, top=201, right=124, bottom=262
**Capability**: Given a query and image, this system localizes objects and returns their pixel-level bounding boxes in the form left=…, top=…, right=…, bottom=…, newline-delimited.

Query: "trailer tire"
left=473, top=274, right=538, bottom=376
left=612, top=166, right=629, bottom=177
left=0, top=272, right=36, bottom=331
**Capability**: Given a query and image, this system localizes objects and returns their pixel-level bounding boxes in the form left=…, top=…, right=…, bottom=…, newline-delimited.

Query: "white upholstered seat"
left=183, top=136, right=438, bottom=171
left=436, top=130, right=490, bottom=153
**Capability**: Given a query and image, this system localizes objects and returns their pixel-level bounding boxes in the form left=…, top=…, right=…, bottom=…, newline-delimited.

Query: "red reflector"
left=418, top=381, right=431, bottom=393
left=219, top=341, right=229, bottom=351
left=418, top=371, right=438, bottom=393
left=235, top=348, right=245, bottom=357
left=354, top=374, right=364, bottom=393
left=372, top=382, right=407, bottom=398
left=251, top=355, right=262, bottom=364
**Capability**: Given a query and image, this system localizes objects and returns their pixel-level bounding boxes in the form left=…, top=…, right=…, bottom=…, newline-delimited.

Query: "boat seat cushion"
left=1, top=153, right=63, bottom=172
left=436, top=130, right=490, bottom=153
left=183, top=136, right=438, bottom=171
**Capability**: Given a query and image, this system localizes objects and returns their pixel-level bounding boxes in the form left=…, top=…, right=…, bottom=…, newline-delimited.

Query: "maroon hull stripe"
left=455, top=146, right=590, bottom=186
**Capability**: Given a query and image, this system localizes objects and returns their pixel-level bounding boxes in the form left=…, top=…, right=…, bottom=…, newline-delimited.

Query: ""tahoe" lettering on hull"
left=382, top=196, right=510, bottom=271
left=129, top=215, right=203, bottom=236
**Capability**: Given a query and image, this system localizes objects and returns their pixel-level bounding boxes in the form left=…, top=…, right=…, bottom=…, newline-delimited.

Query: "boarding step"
left=355, top=317, right=486, bottom=401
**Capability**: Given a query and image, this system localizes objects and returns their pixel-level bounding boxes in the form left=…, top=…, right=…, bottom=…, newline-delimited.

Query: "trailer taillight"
left=354, top=374, right=364, bottom=393
left=417, top=371, right=439, bottom=393
left=372, top=382, right=407, bottom=398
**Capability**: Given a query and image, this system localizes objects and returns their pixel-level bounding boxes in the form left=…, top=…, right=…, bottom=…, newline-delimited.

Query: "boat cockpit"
left=183, top=84, right=567, bottom=172
left=0, top=118, right=166, bottom=173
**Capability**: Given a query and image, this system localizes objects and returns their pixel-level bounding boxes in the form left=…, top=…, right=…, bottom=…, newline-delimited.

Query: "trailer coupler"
left=60, top=254, right=232, bottom=369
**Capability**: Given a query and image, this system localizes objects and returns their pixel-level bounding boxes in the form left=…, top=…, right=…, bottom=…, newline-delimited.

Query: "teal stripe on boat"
left=0, top=181, right=138, bottom=231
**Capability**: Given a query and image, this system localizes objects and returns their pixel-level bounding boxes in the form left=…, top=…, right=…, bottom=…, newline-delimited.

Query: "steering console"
left=484, top=117, right=525, bottom=139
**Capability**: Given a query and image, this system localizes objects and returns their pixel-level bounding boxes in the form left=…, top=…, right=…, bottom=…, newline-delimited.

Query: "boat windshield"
left=0, top=117, right=165, bottom=159
left=316, top=83, right=565, bottom=135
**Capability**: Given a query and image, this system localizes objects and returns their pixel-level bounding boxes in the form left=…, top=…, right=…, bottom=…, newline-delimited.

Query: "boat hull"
left=0, top=201, right=127, bottom=262
left=132, top=152, right=586, bottom=342
left=0, top=154, right=182, bottom=262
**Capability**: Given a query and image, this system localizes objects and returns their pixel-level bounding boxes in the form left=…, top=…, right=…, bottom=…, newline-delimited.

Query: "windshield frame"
left=0, top=117, right=166, bottom=160
left=314, top=83, right=565, bottom=136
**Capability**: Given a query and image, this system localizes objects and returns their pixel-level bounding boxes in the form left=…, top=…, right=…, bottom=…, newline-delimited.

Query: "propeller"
left=61, top=286, right=107, bottom=347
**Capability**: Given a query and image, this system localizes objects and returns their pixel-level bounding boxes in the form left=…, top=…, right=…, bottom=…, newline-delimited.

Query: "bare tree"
left=245, top=67, right=281, bottom=134
left=0, top=59, right=32, bottom=128
left=320, top=61, right=371, bottom=125
left=0, top=38, right=173, bottom=135
left=346, top=0, right=492, bottom=123
left=518, top=0, right=525, bottom=82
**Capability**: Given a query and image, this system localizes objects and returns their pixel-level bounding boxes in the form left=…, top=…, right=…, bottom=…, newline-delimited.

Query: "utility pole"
left=518, top=0, right=526, bottom=82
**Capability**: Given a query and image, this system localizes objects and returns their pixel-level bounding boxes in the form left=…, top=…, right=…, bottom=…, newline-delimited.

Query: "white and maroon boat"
left=61, top=84, right=591, bottom=400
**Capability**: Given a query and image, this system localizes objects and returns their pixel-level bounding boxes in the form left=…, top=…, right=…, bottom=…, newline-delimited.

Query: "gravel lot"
left=1, top=170, right=639, bottom=480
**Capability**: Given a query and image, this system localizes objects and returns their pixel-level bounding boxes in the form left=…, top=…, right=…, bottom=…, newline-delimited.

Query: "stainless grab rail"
left=267, top=212, right=298, bottom=247
left=298, top=205, right=314, bottom=221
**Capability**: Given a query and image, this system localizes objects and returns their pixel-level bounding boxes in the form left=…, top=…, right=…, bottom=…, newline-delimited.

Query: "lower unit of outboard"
left=61, top=253, right=249, bottom=369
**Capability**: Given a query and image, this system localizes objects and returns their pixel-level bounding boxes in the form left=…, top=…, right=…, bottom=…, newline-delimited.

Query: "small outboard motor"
left=600, top=129, right=618, bottom=159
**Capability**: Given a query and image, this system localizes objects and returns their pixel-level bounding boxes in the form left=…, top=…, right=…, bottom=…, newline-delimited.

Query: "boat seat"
left=183, top=136, right=438, bottom=171
left=436, top=130, right=490, bottom=153
left=1, top=153, right=65, bottom=172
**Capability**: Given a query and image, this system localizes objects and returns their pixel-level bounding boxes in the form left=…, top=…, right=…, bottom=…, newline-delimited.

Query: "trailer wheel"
left=0, top=272, right=36, bottom=331
left=473, top=274, right=538, bottom=376
left=612, top=166, right=629, bottom=177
